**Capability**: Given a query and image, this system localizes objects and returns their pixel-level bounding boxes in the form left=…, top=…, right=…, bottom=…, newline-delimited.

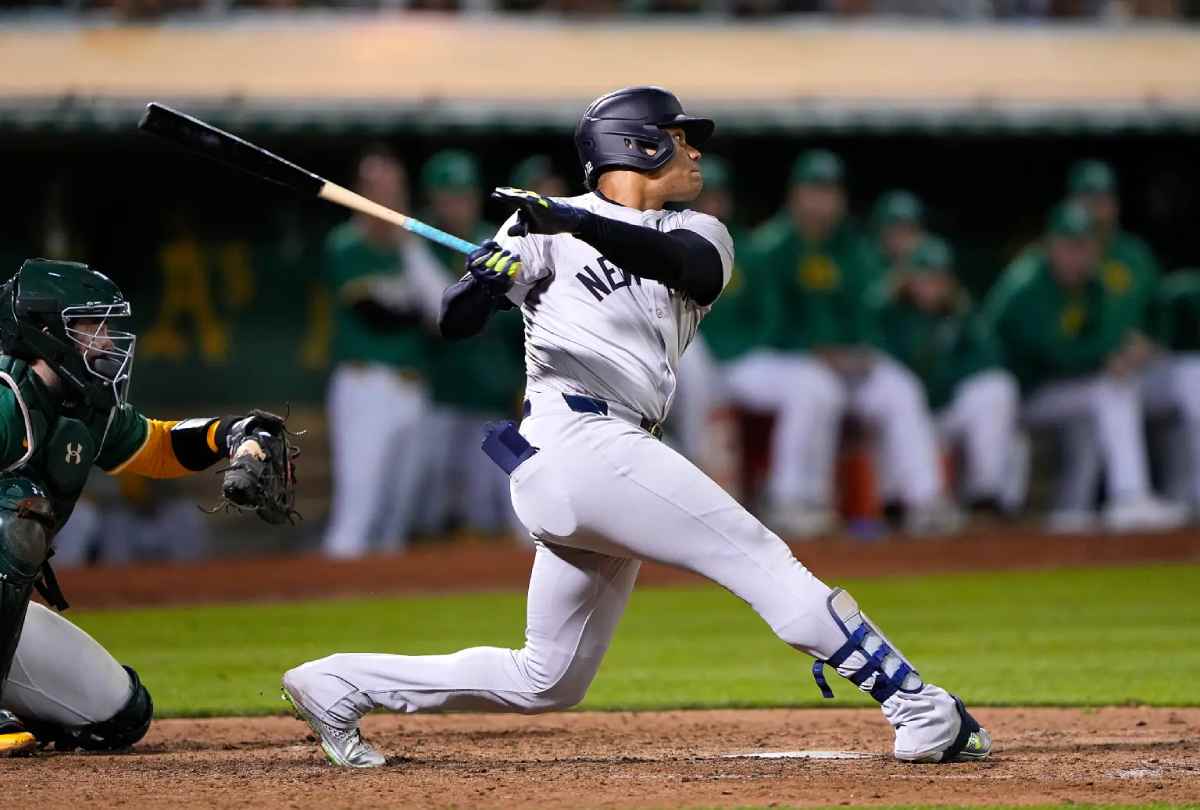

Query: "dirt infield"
left=54, top=528, right=1200, bottom=609
left=5, top=707, right=1197, bottom=808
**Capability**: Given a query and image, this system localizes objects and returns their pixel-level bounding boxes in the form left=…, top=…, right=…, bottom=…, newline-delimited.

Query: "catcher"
left=0, top=258, right=297, bottom=755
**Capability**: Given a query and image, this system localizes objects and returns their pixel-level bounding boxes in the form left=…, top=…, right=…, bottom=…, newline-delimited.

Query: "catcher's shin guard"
left=25, top=665, right=153, bottom=751
left=0, top=484, right=53, bottom=698
left=810, top=588, right=923, bottom=703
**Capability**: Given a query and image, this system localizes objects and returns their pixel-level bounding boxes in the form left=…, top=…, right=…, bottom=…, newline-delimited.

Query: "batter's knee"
left=29, top=665, right=153, bottom=751
left=515, top=650, right=597, bottom=713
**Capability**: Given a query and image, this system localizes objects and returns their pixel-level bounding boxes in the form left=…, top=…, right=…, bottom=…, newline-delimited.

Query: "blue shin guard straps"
left=811, top=622, right=914, bottom=704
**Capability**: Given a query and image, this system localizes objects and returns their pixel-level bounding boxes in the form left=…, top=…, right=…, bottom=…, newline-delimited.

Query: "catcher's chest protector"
left=0, top=355, right=107, bottom=529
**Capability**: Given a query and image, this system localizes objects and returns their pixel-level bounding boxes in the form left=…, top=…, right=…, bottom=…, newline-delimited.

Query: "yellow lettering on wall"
left=141, top=237, right=256, bottom=364
left=299, top=283, right=332, bottom=370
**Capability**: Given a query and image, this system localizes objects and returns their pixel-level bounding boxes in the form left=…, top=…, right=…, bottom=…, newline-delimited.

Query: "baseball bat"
left=137, top=103, right=481, bottom=255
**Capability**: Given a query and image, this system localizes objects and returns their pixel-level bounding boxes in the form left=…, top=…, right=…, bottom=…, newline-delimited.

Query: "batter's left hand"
left=492, top=187, right=590, bottom=237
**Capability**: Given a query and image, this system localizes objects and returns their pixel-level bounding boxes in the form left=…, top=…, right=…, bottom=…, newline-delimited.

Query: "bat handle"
left=319, top=182, right=480, bottom=255
left=402, top=219, right=481, bottom=256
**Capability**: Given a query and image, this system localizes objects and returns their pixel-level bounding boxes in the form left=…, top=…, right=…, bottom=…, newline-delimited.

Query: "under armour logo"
left=64, top=443, right=83, bottom=464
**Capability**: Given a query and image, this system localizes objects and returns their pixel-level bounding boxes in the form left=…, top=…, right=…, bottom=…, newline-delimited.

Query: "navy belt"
left=523, top=394, right=663, bottom=439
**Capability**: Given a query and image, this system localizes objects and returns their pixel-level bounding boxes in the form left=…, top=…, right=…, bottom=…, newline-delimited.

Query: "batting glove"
left=492, top=187, right=590, bottom=237
left=466, top=240, right=521, bottom=297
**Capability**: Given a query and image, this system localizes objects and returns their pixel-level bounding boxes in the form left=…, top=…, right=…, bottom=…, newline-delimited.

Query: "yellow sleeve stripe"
left=105, top=419, right=193, bottom=479
left=206, top=419, right=221, bottom=454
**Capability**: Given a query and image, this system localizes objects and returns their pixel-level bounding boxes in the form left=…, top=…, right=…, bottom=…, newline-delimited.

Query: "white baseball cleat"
left=281, top=678, right=384, bottom=769
left=892, top=692, right=992, bottom=763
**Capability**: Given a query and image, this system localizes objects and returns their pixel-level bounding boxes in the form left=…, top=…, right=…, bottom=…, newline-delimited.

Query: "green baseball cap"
left=905, top=235, right=954, bottom=274
left=790, top=149, right=844, bottom=187
left=421, top=150, right=480, bottom=191
left=700, top=154, right=732, bottom=191
left=1067, top=160, right=1117, bottom=196
left=1047, top=200, right=1095, bottom=237
left=872, top=189, right=924, bottom=228
left=511, top=155, right=554, bottom=190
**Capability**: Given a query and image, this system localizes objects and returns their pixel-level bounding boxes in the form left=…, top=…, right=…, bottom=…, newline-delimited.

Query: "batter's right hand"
left=466, top=241, right=521, bottom=296
left=492, top=187, right=590, bottom=237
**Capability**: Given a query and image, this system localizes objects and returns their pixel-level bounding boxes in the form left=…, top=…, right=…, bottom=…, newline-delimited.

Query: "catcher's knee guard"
left=0, top=479, right=53, bottom=696
left=28, top=665, right=153, bottom=751
left=810, top=588, right=924, bottom=703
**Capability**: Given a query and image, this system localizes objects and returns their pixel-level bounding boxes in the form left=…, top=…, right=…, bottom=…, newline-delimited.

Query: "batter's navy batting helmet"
left=574, top=86, right=715, bottom=190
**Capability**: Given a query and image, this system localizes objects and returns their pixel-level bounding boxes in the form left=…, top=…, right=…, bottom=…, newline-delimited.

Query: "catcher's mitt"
left=207, top=409, right=301, bottom=525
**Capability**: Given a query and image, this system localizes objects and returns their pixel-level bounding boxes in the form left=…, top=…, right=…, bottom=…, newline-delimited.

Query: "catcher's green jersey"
left=0, top=356, right=150, bottom=529
left=747, top=214, right=881, bottom=352
left=982, top=250, right=1147, bottom=392
left=1153, top=270, right=1200, bottom=352
left=866, top=287, right=1002, bottom=410
left=428, top=223, right=526, bottom=416
left=324, top=222, right=432, bottom=372
left=698, top=226, right=768, bottom=362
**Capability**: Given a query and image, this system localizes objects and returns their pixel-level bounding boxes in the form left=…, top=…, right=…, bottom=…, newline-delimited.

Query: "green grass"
left=707, top=806, right=1200, bottom=810
left=708, top=807, right=1200, bottom=810
left=67, top=562, right=1200, bottom=717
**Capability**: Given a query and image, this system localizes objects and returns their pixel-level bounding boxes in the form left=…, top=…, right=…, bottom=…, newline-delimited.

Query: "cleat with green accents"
left=281, top=682, right=385, bottom=769
left=900, top=694, right=992, bottom=763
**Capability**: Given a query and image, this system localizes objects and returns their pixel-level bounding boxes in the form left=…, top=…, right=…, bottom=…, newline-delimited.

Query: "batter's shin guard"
left=810, top=588, right=924, bottom=703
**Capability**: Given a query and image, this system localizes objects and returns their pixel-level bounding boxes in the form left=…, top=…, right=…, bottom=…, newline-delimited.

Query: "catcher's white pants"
left=322, top=364, right=430, bottom=558
left=289, top=396, right=960, bottom=754
left=937, top=371, right=1020, bottom=502
left=3, top=603, right=132, bottom=728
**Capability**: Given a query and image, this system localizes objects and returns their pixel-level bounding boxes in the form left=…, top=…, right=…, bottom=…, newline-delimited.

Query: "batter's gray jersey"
left=496, top=192, right=734, bottom=423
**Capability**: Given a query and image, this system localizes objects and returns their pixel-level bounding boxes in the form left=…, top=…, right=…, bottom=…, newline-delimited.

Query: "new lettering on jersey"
left=496, top=193, right=734, bottom=423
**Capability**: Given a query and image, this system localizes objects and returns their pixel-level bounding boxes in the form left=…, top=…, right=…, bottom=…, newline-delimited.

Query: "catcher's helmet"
left=0, top=259, right=135, bottom=412
left=574, top=86, right=714, bottom=190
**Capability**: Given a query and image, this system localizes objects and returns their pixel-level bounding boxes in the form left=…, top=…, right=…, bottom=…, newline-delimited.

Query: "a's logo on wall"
left=64, top=443, right=83, bottom=465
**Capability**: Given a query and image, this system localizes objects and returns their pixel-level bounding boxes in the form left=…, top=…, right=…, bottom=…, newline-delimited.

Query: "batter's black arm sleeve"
left=574, top=214, right=724, bottom=306
left=438, top=276, right=512, bottom=340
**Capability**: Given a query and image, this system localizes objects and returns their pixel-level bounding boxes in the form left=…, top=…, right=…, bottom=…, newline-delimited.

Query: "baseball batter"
left=283, top=86, right=992, bottom=769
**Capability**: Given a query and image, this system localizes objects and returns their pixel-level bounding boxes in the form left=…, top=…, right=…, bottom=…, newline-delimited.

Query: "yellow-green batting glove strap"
left=466, top=240, right=520, bottom=298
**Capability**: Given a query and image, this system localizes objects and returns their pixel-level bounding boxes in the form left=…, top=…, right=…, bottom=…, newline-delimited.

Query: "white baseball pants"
left=4, top=603, right=133, bottom=729
left=288, top=392, right=961, bottom=757
left=322, top=364, right=430, bottom=558
left=937, top=371, right=1020, bottom=502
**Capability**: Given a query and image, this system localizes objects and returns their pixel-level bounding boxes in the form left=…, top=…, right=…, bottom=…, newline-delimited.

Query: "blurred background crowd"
left=0, top=0, right=1194, bottom=20
left=1, top=7, right=1197, bottom=565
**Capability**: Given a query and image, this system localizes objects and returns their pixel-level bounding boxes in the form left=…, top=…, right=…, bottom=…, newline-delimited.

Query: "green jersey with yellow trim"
left=1153, top=270, right=1200, bottom=352
left=866, top=286, right=1002, bottom=410
left=697, top=226, right=765, bottom=362
left=0, top=355, right=149, bottom=529
left=747, top=214, right=880, bottom=352
left=982, top=250, right=1147, bottom=392
left=325, top=221, right=432, bottom=372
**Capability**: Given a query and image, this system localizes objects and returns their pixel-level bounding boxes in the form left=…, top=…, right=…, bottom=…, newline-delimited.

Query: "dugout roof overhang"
left=2, top=17, right=1200, bottom=135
